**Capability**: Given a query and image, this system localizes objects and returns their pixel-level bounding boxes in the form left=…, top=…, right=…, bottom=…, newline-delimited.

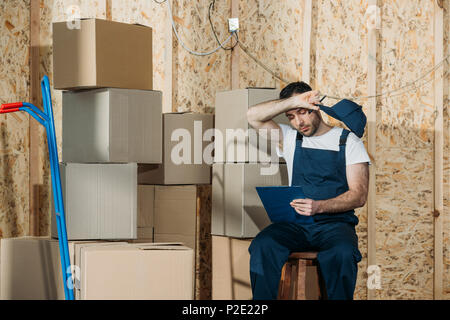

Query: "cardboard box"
left=51, top=163, right=137, bottom=240
left=214, top=88, right=289, bottom=163
left=0, top=237, right=127, bottom=300
left=53, top=19, right=152, bottom=90
left=0, top=238, right=193, bottom=300
left=137, top=185, right=197, bottom=248
left=138, top=113, right=213, bottom=185
left=212, top=236, right=252, bottom=300
left=212, top=163, right=288, bottom=238
left=62, top=88, right=162, bottom=164
left=80, top=243, right=194, bottom=300
left=154, top=185, right=197, bottom=249
left=138, top=184, right=212, bottom=299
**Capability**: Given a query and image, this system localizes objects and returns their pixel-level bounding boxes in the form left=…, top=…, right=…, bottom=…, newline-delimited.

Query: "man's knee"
left=249, top=230, right=277, bottom=255
left=323, top=242, right=360, bottom=264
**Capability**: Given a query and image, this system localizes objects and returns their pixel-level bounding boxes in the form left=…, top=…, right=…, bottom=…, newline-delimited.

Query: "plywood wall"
left=171, top=0, right=231, bottom=113
left=237, top=0, right=304, bottom=88
left=375, top=0, right=435, bottom=299
left=0, top=0, right=31, bottom=238
left=443, top=0, right=450, bottom=300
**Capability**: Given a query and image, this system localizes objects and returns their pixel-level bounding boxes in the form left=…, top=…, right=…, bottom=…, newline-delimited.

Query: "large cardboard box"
left=51, top=163, right=137, bottom=240
left=80, top=243, right=194, bottom=300
left=212, top=236, right=252, bottom=300
left=214, top=88, right=289, bottom=163
left=62, top=89, right=162, bottom=164
left=212, top=163, right=288, bottom=238
left=53, top=19, right=152, bottom=90
left=138, top=113, right=213, bottom=185
left=0, top=238, right=193, bottom=300
left=0, top=237, right=127, bottom=300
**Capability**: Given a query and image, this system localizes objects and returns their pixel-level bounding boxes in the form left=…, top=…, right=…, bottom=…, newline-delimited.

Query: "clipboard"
left=255, top=186, right=314, bottom=224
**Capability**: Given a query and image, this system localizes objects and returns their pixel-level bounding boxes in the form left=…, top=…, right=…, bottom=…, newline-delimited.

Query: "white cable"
left=165, top=0, right=234, bottom=56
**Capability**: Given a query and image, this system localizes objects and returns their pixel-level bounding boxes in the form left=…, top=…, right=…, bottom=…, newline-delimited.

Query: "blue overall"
left=249, top=128, right=363, bottom=300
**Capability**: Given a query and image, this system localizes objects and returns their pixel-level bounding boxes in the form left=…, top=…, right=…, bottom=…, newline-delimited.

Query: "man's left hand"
left=290, top=198, right=320, bottom=216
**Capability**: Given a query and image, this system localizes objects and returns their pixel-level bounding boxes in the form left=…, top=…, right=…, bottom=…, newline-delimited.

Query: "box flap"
left=134, top=243, right=190, bottom=251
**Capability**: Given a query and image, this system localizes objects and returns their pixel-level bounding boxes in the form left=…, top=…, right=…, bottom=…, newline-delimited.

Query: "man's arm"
left=246, top=90, right=321, bottom=151
left=290, top=162, right=369, bottom=215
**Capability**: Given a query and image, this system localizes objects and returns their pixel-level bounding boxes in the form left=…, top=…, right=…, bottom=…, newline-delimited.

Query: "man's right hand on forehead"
left=288, top=90, right=321, bottom=111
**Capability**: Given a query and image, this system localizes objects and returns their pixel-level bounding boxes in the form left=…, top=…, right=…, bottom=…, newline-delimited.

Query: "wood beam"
left=29, top=0, right=40, bottom=236
left=231, top=0, right=239, bottom=90
left=302, top=0, right=312, bottom=83
left=433, top=0, right=444, bottom=300
left=367, top=0, right=378, bottom=300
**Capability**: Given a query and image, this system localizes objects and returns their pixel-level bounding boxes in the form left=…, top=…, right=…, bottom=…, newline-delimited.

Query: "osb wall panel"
left=0, top=0, right=31, bottom=238
left=237, top=0, right=303, bottom=89
left=312, top=0, right=369, bottom=300
left=375, top=0, right=435, bottom=300
left=172, top=0, right=230, bottom=113
left=377, top=1, right=435, bottom=149
left=375, top=147, right=434, bottom=299
left=443, top=0, right=450, bottom=300
left=38, top=0, right=106, bottom=235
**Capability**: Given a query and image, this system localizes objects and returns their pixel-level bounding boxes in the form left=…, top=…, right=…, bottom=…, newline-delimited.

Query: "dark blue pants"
left=248, top=221, right=362, bottom=300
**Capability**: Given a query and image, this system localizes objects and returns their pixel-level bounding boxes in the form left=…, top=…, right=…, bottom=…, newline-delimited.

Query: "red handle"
left=0, top=102, right=23, bottom=110
left=0, top=108, right=20, bottom=114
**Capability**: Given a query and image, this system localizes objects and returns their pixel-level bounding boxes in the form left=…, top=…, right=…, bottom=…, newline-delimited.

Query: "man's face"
left=285, top=106, right=321, bottom=137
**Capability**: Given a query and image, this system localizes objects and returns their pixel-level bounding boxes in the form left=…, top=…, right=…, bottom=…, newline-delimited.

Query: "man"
left=246, top=81, right=370, bottom=300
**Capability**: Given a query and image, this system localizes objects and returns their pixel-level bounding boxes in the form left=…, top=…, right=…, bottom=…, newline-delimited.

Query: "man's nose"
left=295, top=114, right=305, bottom=127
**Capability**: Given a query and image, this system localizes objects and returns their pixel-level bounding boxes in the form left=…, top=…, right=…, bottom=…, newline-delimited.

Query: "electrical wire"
left=325, top=54, right=450, bottom=101
left=159, top=0, right=234, bottom=56
left=237, top=41, right=291, bottom=84
left=156, top=0, right=449, bottom=103
left=209, top=0, right=238, bottom=50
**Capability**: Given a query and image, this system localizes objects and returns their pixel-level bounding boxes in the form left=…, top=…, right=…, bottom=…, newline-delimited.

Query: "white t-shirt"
left=276, top=124, right=371, bottom=186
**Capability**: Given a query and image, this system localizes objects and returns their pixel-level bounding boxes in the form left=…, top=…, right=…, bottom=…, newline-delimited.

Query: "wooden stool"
left=277, top=252, right=327, bottom=300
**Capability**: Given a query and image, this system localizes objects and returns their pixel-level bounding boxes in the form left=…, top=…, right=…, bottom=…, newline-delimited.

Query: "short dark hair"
left=279, top=81, right=312, bottom=99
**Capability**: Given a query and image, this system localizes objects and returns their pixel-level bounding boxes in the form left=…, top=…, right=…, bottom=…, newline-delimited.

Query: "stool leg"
left=295, top=260, right=307, bottom=300
left=280, top=262, right=292, bottom=300
left=277, top=264, right=286, bottom=299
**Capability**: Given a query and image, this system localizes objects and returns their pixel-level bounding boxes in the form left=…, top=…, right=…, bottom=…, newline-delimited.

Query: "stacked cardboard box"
left=0, top=237, right=194, bottom=300
left=53, top=19, right=161, bottom=240
left=6, top=18, right=197, bottom=300
left=137, top=112, right=214, bottom=300
left=211, top=88, right=290, bottom=299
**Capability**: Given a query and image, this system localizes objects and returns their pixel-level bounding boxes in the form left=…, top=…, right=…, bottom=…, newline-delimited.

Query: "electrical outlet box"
left=228, top=18, right=239, bottom=32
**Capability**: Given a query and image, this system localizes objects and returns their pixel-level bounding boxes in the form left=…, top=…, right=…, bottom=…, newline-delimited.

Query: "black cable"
left=208, top=0, right=239, bottom=51
left=153, top=0, right=167, bottom=4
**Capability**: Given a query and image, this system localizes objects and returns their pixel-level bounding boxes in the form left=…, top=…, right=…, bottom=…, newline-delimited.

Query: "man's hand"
left=291, top=163, right=369, bottom=216
left=290, top=198, right=320, bottom=216
left=287, top=90, right=322, bottom=111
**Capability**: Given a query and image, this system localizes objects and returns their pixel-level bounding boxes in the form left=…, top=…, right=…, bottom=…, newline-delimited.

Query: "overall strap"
left=338, top=129, right=351, bottom=164
left=339, top=129, right=350, bottom=147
